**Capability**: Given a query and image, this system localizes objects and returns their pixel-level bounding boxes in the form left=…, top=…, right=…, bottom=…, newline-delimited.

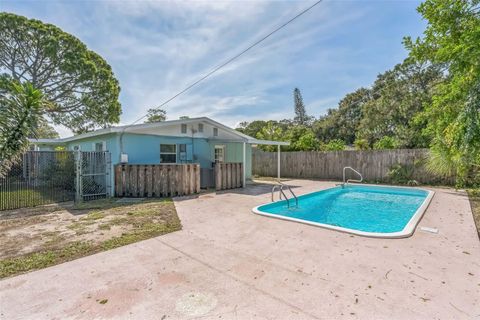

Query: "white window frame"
left=179, top=143, right=187, bottom=161
left=213, top=127, right=218, bottom=137
left=198, top=123, right=204, bottom=133
left=181, top=124, right=187, bottom=134
left=160, top=144, right=177, bottom=163
left=92, top=141, right=106, bottom=152
left=214, top=145, right=225, bottom=163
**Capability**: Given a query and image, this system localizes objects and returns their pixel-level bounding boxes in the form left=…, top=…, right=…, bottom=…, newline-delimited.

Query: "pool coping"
left=252, top=183, right=435, bottom=238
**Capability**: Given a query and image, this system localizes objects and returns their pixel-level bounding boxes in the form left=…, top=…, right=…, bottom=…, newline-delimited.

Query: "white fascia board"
left=248, top=139, right=290, bottom=146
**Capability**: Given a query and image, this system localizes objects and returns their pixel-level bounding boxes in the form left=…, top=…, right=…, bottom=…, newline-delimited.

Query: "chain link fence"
left=0, top=151, right=76, bottom=210
left=0, top=150, right=111, bottom=211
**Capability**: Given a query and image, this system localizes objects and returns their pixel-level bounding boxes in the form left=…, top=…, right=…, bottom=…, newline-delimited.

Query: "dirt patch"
left=0, top=198, right=181, bottom=278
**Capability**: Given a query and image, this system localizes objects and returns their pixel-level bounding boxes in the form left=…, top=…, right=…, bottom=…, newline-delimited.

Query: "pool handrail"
left=343, top=167, right=363, bottom=185
left=271, top=181, right=298, bottom=208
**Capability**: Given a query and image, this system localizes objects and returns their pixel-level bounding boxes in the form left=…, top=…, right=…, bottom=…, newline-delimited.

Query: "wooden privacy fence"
left=115, top=164, right=200, bottom=197
left=215, top=163, right=243, bottom=191
left=253, top=148, right=452, bottom=185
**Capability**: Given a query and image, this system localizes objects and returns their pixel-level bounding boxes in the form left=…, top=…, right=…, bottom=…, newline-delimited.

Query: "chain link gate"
left=75, top=151, right=111, bottom=202
left=0, top=151, right=111, bottom=211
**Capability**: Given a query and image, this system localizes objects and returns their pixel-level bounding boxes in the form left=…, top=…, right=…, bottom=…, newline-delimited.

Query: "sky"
left=2, top=0, right=426, bottom=138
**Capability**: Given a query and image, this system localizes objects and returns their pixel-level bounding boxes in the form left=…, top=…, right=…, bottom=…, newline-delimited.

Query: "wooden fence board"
left=252, top=148, right=452, bottom=184
left=146, top=165, right=153, bottom=197
left=214, top=163, right=243, bottom=191
left=115, top=164, right=200, bottom=197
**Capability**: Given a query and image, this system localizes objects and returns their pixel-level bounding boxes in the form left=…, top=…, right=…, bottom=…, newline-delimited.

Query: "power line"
left=125, top=0, right=324, bottom=127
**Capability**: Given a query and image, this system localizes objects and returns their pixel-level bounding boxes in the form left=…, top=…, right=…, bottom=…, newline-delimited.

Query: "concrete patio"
left=1, top=180, right=479, bottom=319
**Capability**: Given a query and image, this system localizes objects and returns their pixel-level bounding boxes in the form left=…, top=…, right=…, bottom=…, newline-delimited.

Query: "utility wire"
left=125, top=0, right=324, bottom=128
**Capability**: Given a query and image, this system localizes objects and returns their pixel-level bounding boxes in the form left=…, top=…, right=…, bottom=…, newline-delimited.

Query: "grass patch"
left=98, top=224, right=111, bottom=231
left=468, top=189, right=480, bottom=239
left=73, top=198, right=120, bottom=210
left=0, top=198, right=180, bottom=278
left=81, top=211, right=105, bottom=221
left=0, top=188, right=74, bottom=211
left=0, top=241, right=94, bottom=278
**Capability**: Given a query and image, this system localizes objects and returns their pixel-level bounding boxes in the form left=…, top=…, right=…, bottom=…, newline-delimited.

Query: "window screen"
left=214, top=145, right=224, bottom=163
left=160, top=144, right=176, bottom=163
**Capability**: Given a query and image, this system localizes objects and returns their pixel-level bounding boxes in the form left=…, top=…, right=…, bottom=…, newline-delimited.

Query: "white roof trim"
left=28, top=117, right=290, bottom=146
left=248, top=139, right=290, bottom=146
left=207, top=138, right=289, bottom=146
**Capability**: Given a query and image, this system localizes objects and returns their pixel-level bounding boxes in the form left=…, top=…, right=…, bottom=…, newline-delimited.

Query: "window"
left=213, top=127, right=218, bottom=137
left=214, top=145, right=224, bottom=163
left=94, top=142, right=104, bottom=151
left=181, top=124, right=187, bottom=134
left=160, top=144, right=176, bottom=163
left=179, top=144, right=187, bottom=161
left=198, top=123, right=204, bottom=133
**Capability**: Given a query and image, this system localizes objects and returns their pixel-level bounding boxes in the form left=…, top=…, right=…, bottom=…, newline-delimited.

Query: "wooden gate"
left=214, top=163, right=243, bottom=191
left=115, top=164, right=200, bottom=197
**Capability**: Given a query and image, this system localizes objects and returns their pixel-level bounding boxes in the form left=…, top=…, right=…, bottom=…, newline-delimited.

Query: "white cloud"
left=3, top=0, right=423, bottom=137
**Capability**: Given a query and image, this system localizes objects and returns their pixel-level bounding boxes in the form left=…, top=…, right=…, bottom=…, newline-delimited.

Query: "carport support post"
left=242, top=142, right=246, bottom=188
left=277, top=144, right=281, bottom=180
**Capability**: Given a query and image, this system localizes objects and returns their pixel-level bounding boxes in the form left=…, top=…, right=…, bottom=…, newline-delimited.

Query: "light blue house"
left=30, top=117, right=288, bottom=193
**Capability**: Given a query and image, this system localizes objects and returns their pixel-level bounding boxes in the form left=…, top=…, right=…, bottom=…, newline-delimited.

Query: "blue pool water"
left=255, top=185, right=430, bottom=234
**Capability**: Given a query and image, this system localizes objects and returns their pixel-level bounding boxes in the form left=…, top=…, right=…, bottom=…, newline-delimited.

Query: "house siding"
left=33, top=131, right=253, bottom=195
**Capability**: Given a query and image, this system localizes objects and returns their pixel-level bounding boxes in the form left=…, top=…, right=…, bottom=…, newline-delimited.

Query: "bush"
left=354, top=138, right=370, bottom=150
left=373, top=136, right=400, bottom=150
left=387, top=163, right=419, bottom=185
left=323, top=139, right=346, bottom=151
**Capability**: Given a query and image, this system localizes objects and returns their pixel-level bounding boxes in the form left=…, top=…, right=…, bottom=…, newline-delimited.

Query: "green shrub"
left=323, top=139, right=346, bottom=151
left=354, top=138, right=370, bottom=150
left=387, top=164, right=419, bottom=185
left=373, top=136, right=400, bottom=150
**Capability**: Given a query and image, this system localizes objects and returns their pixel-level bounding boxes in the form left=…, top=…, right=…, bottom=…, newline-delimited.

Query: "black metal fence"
left=0, top=151, right=76, bottom=211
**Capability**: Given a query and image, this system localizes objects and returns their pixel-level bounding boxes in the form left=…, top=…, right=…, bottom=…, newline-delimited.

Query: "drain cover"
left=175, top=292, right=217, bottom=317
left=420, top=226, right=438, bottom=234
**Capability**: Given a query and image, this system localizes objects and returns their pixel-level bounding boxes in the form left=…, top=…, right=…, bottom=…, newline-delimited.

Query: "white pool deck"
left=1, top=179, right=479, bottom=319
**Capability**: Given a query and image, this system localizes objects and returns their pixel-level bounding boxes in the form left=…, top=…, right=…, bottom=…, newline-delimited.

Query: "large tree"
left=293, top=88, right=311, bottom=125
left=145, top=108, right=167, bottom=123
left=404, top=0, right=480, bottom=185
left=0, top=13, right=121, bottom=134
left=313, top=88, right=371, bottom=144
left=357, top=61, right=444, bottom=148
left=30, top=118, right=60, bottom=139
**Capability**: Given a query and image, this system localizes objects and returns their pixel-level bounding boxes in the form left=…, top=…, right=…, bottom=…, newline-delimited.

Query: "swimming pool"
left=253, top=184, right=434, bottom=238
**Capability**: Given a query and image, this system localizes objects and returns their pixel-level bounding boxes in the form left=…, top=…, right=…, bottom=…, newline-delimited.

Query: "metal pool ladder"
left=341, top=167, right=363, bottom=187
left=271, top=181, right=298, bottom=208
